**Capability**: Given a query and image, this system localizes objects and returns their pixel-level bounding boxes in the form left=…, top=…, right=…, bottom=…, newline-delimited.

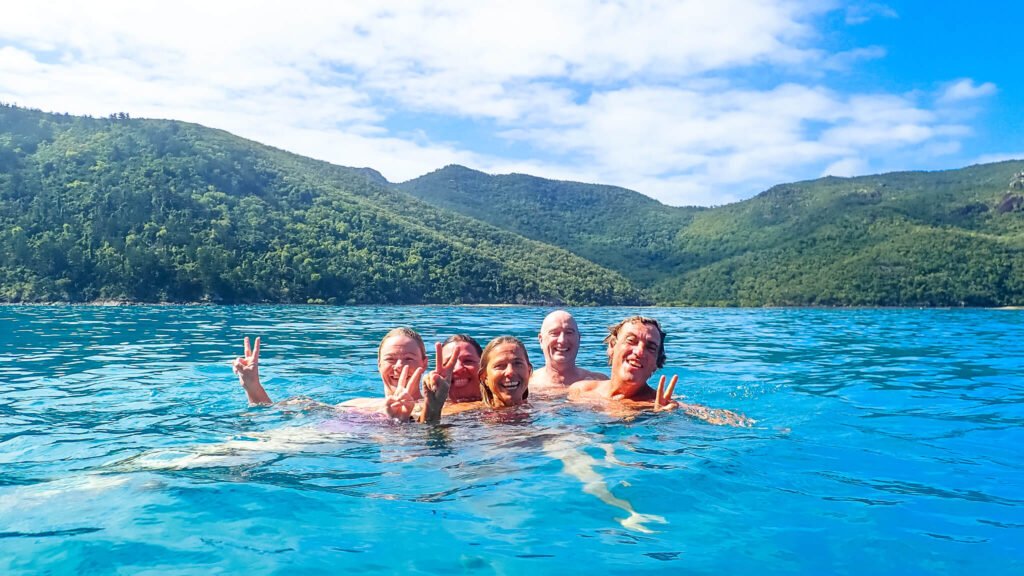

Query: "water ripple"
left=1, top=305, right=1021, bottom=574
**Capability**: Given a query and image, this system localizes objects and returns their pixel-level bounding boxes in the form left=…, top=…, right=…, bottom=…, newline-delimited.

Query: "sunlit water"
left=1, top=305, right=1021, bottom=574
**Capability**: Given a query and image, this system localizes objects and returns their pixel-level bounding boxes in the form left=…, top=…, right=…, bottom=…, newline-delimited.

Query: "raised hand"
left=653, top=374, right=679, bottom=412
left=653, top=373, right=755, bottom=427
left=429, top=341, right=457, bottom=383
left=383, top=365, right=425, bottom=421
left=232, top=336, right=272, bottom=405
left=420, top=342, right=456, bottom=423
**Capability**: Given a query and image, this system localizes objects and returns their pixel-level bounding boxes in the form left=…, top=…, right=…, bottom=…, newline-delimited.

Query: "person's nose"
left=632, top=342, right=647, bottom=358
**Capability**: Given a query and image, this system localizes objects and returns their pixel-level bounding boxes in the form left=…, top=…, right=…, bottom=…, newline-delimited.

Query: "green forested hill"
left=0, top=105, right=644, bottom=305
left=402, top=162, right=1024, bottom=306
left=4, top=103, right=1022, bottom=307
left=661, top=166, right=1024, bottom=305
left=398, top=165, right=705, bottom=285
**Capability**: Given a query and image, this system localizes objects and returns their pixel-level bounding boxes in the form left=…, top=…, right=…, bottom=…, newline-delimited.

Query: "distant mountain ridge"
left=398, top=165, right=705, bottom=285
left=401, top=163, right=1024, bottom=306
left=1, top=103, right=1022, bottom=306
left=0, top=104, right=643, bottom=305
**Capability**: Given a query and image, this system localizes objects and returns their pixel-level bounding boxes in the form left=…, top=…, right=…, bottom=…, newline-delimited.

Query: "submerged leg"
left=543, top=436, right=667, bottom=534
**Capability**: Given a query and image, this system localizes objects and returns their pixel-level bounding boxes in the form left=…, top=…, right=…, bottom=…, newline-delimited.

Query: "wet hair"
left=377, top=327, right=427, bottom=362
left=442, top=334, right=482, bottom=357
left=604, top=316, right=667, bottom=369
left=477, top=336, right=532, bottom=408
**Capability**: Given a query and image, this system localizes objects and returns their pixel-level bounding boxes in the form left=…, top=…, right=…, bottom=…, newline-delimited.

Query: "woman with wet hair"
left=477, top=336, right=532, bottom=409
left=432, top=335, right=532, bottom=416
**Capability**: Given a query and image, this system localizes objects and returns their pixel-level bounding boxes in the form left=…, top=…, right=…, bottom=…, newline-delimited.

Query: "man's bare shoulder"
left=572, top=378, right=607, bottom=390
left=528, top=367, right=554, bottom=387
left=529, top=368, right=569, bottom=397
left=577, top=368, right=608, bottom=381
left=568, top=378, right=609, bottom=398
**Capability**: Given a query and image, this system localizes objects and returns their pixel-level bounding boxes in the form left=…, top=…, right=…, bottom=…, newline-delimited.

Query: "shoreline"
left=1, top=301, right=1022, bottom=310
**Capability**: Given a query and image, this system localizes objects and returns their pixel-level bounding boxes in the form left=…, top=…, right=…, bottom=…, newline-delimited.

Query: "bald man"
left=529, top=310, right=606, bottom=395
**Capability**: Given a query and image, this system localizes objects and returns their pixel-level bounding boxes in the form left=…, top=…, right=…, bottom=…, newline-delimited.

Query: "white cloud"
left=939, top=79, right=997, bottom=104
left=822, top=157, right=867, bottom=177
left=844, top=2, right=898, bottom=25
left=0, top=1, right=1000, bottom=206
left=820, top=46, right=886, bottom=71
left=491, top=82, right=976, bottom=204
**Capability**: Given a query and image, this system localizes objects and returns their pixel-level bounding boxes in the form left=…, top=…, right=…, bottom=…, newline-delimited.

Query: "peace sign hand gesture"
left=232, top=336, right=272, bottom=405
left=654, top=374, right=680, bottom=412
left=420, top=342, right=455, bottom=424
left=383, top=365, right=425, bottom=421
left=652, top=373, right=755, bottom=427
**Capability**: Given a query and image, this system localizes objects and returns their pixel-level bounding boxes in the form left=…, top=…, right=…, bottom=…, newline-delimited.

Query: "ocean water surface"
left=1, top=305, right=1021, bottom=574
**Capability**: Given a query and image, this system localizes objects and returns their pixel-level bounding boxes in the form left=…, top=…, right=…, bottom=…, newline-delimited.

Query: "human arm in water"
left=569, top=375, right=754, bottom=427
left=653, top=374, right=755, bottom=427
left=232, top=336, right=272, bottom=405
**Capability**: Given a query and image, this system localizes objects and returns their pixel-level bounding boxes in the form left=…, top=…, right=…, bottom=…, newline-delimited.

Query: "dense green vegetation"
left=399, top=166, right=705, bottom=285
left=3, top=103, right=1022, bottom=306
left=0, top=104, right=643, bottom=305
left=661, top=168, right=1024, bottom=306
left=403, top=163, right=1024, bottom=306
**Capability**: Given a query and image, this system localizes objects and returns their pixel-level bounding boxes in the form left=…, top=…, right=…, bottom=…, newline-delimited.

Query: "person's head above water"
left=377, top=327, right=428, bottom=397
left=604, top=316, right=666, bottom=385
left=538, top=310, right=582, bottom=368
left=441, top=334, right=482, bottom=402
left=478, top=336, right=532, bottom=408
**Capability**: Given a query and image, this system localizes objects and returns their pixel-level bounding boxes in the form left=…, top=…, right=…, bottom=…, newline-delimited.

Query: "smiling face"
left=608, top=321, right=662, bottom=386
left=442, top=340, right=482, bottom=402
left=538, top=311, right=580, bottom=367
left=480, top=340, right=532, bottom=408
left=377, top=334, right=428, bottom=397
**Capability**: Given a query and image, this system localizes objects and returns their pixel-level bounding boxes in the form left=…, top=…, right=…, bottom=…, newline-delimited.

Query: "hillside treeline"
left=403, top=163, right=1024, bottom=307
left=0, top=104, right=643, bottom=305
left=3, top=103, right=1022, bottom=307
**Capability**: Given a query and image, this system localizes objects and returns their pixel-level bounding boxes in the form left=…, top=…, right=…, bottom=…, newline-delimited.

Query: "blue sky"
left=1, top=1, right=1021, bottom=206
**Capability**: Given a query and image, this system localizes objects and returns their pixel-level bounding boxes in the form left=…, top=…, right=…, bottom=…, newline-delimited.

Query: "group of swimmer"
left=232, top=311, right=753, bottom=427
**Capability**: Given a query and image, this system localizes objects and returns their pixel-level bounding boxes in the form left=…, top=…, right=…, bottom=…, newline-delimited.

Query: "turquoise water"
left=1, top=305, right=1022, bottom=574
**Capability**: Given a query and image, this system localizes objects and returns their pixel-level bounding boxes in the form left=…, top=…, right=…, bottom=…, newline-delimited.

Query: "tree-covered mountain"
left=402, top=163, right=1024, bottom=306
left=3, top=103, right=1022, bottom=307
left=398, top=165, right=705, bottom=285
left=0, top=104, right=644, bottom=305
left=661, top=165, right=1024, bottom=305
